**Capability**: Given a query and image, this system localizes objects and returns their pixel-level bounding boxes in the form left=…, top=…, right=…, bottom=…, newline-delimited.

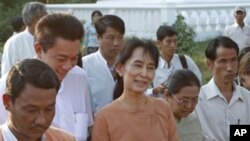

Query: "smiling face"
left=117, top=47, right=156, bottom=95
left=168, top=85, right=199, bottom=120
left=5, top=83, right=56, bottom=140
left=35, top=38, right=80, bottom=81
left=207, top=47, right=238, bottom=85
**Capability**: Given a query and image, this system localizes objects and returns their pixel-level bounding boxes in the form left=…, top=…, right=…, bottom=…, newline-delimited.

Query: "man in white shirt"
left=196, top=36, right=250, bottom=141
left=224, top=6, right=250, bottom=51
left=82, top=15, right=125, bottom=113
left=1, top=2, right=47, bottom=76
left=147, top=25, right=202, bottom=96
left=0, top=13, right=93, bottom=141
left=0, top=59, right=75, bottom=141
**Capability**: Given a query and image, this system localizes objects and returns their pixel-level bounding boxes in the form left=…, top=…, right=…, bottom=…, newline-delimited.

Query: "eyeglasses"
left=171, top=95, right=198, bottom=106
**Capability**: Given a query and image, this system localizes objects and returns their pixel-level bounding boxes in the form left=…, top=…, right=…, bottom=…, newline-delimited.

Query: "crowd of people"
left=0, top=1, right=250, bottom=141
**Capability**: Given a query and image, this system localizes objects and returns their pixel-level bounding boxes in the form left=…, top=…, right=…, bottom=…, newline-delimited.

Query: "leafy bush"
left=172, top=14, right=196, bottom=54
left=172, top=14, right=212, bottom=83
left=0, top=0, right=34, bottom=44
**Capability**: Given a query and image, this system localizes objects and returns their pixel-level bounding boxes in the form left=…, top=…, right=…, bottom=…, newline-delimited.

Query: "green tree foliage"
left=46, top=0, right=96, bottom=4
left=0, top=0, right=44, bottom=43
left=0, top=0, right=96, bottom=44
left=172, top=14, right=196, bottom=54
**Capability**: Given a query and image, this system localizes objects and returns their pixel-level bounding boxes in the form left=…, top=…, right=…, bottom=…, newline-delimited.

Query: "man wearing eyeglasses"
left=224, top=6, right=250, bottom=51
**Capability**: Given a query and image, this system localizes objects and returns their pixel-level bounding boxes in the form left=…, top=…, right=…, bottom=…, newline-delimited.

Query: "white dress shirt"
left=146, top=54, right=202, bottom=95
left=82, top=50, right=116, bottom=113
left=1, top=123, right=46, bottom=141
left=0, top=66, right=93, bottom=141
left=52, top=66, right=93, bottom=141
left=224, top=22, right=250, bottom=51
left=196, top=78, right=250, bottom=141
left=1, top=28, right=35, bottom=76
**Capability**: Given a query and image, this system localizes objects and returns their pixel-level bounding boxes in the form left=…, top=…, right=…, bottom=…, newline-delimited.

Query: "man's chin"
left=57, top=74, right=66, bottom=82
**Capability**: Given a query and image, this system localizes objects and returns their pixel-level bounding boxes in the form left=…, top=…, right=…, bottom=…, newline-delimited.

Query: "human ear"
left=156, top=40, right=162, bottom=50
left=115, top=63, right=124, bottom=77
left=163, top=89, right=171, bottom=102
left=206, top=59, right=213, bottom=71
left=3, top=94, right=13, bottom=111
left=34, top=43, right=43, bottom=59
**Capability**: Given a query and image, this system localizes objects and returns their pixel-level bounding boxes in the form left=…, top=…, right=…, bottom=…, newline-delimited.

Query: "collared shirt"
left=52, top=66, right=93, bottom=141
left=146, top=54, right=202, bottom=95
left=82, top=50, right=116, bottom=113
left=224, top=22, right=250, bottom=51
left=2, top=123, right=45, bottom=141
left=0, top=124, right=76, bottom=141
left=1, top=28, right=35, bottom=76
left=177, top=111, right=203, bottom=141
left=0, top=66, right=93, bottom=141
left=196, top=78, right=250, bottom=141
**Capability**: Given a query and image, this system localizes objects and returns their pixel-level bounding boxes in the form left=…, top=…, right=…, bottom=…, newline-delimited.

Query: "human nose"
left=35, top=111, right=47, bottom=125
left=226, top=62, right=235, bottom=72
left=113, top=37, right=123, bottom=46
left=140, top=66, right=148, bottom=77
left=184, top=101, right=193, bottom=108
left=62, top=60, right=74, bottom=71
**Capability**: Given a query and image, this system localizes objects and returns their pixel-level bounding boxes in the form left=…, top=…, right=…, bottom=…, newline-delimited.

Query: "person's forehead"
left=164, top=35, right=177, bottom=40
left=16, top=84, right=56, bottom=103
left=215, top=47, right=237, bottom=57
left=104, top=27, right=123, bottom=35
left=50, top=38, right=80, bottom=49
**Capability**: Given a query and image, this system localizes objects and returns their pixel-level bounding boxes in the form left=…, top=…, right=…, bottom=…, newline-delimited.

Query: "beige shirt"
left=92, top=97, right=180, bottom=141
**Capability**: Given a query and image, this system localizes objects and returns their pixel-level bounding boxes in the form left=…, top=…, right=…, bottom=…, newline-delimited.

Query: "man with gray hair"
left=1, top=2, right=47, bottom=76
left=224, top=6, right=250, bottom=51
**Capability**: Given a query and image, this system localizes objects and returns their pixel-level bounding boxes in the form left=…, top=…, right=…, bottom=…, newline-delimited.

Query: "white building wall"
left=46, top=1, right=250, bottom=41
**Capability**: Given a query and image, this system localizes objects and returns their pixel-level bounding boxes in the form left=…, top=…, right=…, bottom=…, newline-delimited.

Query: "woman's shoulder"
left=95, top=100, right=121, bottom=117
left=149, top=97, right=171, bottom=110
left=150, top=96, right=169, bottom=105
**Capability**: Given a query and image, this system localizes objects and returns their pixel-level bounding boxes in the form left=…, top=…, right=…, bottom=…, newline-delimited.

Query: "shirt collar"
left=159, top=56, right=173, bottom=68
left=2, top=123, right=46, bottom=141
left=203, top=78, right=244, bottom=102
left=233, top=22, right=245, bottom=28
left=96, top=50, right=108, bottom=65
left=159, top=57, right=166, bottom=68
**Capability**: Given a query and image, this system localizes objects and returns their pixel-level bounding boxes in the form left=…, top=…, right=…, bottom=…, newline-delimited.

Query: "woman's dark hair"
left=113, top=37, right=159, bottom=100
left=91, top=10, right=102, bottom=21
left=164, top=69, right=200, bottom=95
